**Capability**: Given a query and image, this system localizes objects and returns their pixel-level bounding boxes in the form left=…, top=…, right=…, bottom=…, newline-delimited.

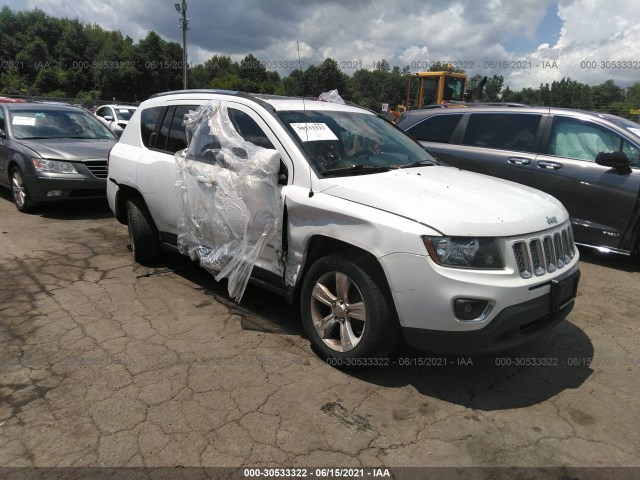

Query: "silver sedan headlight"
left=32, top=158, right=79, bottom=174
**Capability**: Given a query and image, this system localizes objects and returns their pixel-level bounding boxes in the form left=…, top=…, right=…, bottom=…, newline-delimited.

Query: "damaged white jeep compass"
left=107, top=90, right=580, bottom=361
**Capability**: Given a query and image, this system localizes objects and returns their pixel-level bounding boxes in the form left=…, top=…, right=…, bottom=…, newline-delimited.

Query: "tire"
left=300, top=255, right=399, bottom=363
left=126, top=196, right=162, bottom=264
left=10, top=168, right=38, bottom=213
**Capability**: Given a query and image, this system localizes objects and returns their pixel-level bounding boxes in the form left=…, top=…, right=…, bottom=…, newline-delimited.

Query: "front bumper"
left=401, top=270, right=579, bottom=354
left=25, top=172, right=106, bottom=202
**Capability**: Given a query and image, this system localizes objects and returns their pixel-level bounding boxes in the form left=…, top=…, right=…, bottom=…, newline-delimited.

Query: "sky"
left=2, top=0, right=640, bottom=90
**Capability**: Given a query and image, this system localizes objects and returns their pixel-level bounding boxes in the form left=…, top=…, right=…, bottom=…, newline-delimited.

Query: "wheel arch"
left=294, top=235, right=399, bottom=322
left=113, top=183, right=143, bottom=225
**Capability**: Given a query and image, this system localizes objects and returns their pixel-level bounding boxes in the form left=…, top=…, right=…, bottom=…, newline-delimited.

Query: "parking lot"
left=0, top=190, right=639, bottom=469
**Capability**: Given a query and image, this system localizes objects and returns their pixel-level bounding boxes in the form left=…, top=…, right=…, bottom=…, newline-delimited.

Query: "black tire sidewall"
left=300, top=255, right=396, bottom=362
left=126, top=197, right=162, bottom=263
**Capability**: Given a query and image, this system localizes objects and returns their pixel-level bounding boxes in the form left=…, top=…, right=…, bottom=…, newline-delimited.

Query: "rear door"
left=532, top=115, right=640, bottom=251
left=438, top=112, right=544, bottom=185
left=136, top=103, right=199, bottom=235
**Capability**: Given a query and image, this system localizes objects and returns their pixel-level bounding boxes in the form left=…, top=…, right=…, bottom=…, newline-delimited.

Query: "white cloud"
left=3, top=0, right=639, bottom=90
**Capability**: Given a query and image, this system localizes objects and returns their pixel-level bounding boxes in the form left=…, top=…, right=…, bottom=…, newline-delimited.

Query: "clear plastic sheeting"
left=318, top=89, right=345, bottom=104
left=175, top=101, right=281, bottom=302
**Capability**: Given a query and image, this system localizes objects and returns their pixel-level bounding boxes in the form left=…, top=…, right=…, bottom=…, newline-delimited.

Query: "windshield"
left=10, top=109, right=115, bottom=140
left=277, top=110, right=439, bottom=176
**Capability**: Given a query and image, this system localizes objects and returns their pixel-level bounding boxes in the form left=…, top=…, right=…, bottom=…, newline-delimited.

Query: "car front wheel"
left=301, top=255, right=398, bottom=363
left=126, top=196, right=162, bottom=264
left=11, top=168, right=37, bottom=213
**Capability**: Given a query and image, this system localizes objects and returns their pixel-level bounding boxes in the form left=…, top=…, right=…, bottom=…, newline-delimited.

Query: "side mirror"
left=596, top=151, right=630, bottom=171
left=103, top=115, right=114, bottom=122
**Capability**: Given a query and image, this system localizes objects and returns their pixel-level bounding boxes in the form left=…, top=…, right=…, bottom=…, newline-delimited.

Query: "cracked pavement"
left=0, top=191, right=639, bottom=468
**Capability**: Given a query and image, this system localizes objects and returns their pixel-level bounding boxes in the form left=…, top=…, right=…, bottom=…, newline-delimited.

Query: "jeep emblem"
left=546, top=216, right=558, bottom=225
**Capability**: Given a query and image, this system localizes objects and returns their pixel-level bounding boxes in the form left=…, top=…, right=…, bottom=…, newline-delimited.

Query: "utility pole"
left=175, top=1, right=189, bottom=89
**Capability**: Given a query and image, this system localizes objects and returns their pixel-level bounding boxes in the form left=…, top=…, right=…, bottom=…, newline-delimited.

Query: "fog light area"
left=454, top=299, right=491, bottom=321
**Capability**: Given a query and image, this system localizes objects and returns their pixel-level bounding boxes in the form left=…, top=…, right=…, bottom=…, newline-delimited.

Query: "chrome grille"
left=84, top=160, right=108, bottom=179
left=513, top=225, right=576, bottom=278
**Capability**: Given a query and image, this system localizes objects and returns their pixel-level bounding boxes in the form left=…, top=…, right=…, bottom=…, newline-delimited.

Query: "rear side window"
left=140, top=106, right=164, bottom=148
left=140, top=105, right=197, bottom=152
left=463, top=113, right=542, bottom=153
left=407, top=114, right=463, bottom=143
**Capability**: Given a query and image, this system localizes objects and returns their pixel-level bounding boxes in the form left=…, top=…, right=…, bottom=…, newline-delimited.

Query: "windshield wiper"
left=397, top=160, right=438, bottom=169
left=322, top=164, right=395, bottom=177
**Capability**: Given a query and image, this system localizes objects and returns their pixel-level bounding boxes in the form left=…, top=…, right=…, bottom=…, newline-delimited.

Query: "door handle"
left=537, top=160, right=563, bottom=170
left=508, top=157, right=532, bottom=165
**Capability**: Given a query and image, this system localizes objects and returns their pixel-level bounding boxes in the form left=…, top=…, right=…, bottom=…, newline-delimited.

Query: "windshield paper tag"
left=290, top=123, right=338, bottom=142
left=13, top=116, right=36, bottom=126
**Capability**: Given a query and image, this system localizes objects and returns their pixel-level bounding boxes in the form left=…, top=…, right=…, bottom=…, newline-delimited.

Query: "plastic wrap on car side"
left=175, top=101, right=282, bottom=302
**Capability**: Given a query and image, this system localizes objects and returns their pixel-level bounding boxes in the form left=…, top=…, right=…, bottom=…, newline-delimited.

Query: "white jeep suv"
left=107, top=90, right=580, bottom=362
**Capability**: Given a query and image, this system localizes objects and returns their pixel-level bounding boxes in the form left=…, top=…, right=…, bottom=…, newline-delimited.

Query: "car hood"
left=318, top=166, right=568, bottom=237
left=16, top=139, right=116, bottom=162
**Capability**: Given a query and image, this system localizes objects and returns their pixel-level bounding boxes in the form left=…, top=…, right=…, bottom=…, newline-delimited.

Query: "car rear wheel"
left=10, top=168, right=37, bottom=213
left=300, top=255, right=398, bottom=363
left=126, top=196, right=162, bottom=264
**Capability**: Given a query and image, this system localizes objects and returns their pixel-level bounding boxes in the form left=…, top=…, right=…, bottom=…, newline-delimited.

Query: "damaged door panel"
left=176, top=101, right=286, bottom=301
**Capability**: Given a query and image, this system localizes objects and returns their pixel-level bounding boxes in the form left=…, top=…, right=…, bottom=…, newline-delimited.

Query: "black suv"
left=397, top=106, right=640, bottom=256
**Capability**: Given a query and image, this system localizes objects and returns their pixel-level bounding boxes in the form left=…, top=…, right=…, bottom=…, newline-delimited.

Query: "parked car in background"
left=0, top=96, right=27, bottom=103
left=0, top=103, right=116, bottom=212
left=397, top=106, right=640, bottom=256
left=95, top=104, right=137, bottom=137
left=107, top=90, right=579, bottom=362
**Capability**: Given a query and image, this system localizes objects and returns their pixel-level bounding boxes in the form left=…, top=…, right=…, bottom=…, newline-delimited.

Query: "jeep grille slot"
left=513, top=241, right=532, bottom=279
left=513, top=226, right=576, bottom=278
left=84, top=160, right=108, bottom=179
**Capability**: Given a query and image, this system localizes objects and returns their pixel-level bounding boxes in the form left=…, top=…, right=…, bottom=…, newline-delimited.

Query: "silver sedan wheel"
left=310, top=271, right=367, bottom=352
left=11, top=171, right=27, bottom=208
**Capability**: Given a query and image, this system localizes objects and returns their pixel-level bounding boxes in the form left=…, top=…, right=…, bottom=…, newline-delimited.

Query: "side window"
left=0, top=108, right=5, bottom=135
left=166, top=105, right=198, bottom=153
left=228, top=109, right=275, bottom=149
left=548, top=116, right=627, bottom=162
left=96, top=107, right=106, bottom=118
left=154, top=106, right=174, bottom=151
left=407, top=114, right=463, bottom=143
left=140, top=106, right=165, bottom=148
left=463, top=113, right=541, bottom=153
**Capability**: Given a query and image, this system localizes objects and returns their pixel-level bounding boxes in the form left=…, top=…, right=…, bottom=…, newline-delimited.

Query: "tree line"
left=1, top=7, right=638, bottom=120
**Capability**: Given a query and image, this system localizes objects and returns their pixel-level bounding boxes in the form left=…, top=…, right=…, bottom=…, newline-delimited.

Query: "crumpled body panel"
left=175, top=101, right=281, bottom=301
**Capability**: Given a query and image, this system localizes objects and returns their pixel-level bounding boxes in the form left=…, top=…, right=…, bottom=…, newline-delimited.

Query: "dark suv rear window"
left=463, top=113, right=542, bottom=153
left=407, top=114, right=463, bottom=143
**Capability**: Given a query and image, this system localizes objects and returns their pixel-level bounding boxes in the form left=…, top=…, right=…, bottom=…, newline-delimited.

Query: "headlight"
left=32, top=158, right=78, bottom=174
left=423, top=236, right=504, bottom=269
